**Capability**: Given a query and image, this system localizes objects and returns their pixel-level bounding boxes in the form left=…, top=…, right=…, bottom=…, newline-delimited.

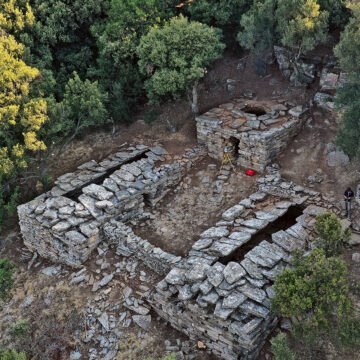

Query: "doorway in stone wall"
left=229, top=137, right=240, bottom=160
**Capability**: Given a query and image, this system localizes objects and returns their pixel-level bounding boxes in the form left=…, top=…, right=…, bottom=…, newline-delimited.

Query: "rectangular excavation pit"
left=131, top=156, right=257, bottom=258
left=219, top=205, right=304, bottom=265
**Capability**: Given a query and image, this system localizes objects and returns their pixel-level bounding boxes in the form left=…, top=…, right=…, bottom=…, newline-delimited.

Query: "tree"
left=237, top=0, right=330, bottom=73
left=335, top=83, right=360, bottom=158
left=317, top=0, right=349, bottom=28
left=21, top=0, right=110, bottom=98
left=34, top=72, right=109, bottom=179
left=184, top=0, right=252, bottom=28
left=97, top=0, right=174, bottom=64
left=0, top=1, right=47, bottom=228
left=314, top=212, right=351, bottom=257
left=276, top=0, right=329, bottom=76
left=237, top=0, right=276, bottom=54
left=183, top=0, right=253, bottom=45
left=93, top=0, right=176, bottom=122
left=271, top=249, right=353, bottom=329
left=334, top=1, right=360, bottom=158
left=137, top=15, right=225, bottom=116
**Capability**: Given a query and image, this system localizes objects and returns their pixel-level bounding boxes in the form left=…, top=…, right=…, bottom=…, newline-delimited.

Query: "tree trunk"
left=191, top=81, right=199, bottom=117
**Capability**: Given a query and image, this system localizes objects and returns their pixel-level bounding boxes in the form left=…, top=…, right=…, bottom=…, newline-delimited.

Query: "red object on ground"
left=245, top=169, right=255, bottom=176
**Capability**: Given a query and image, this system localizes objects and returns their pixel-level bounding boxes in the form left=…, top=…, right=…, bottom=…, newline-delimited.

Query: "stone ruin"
left=147, top=164, right=333, bottom=360
left=18, top=144, right=206, bottom=267
left=196, top=99, right=308, bottom=171
left=17, top=101, right=342, bottom=359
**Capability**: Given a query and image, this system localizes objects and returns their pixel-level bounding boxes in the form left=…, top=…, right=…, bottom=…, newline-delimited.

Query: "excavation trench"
left=219, top=205, right=304, bottom=265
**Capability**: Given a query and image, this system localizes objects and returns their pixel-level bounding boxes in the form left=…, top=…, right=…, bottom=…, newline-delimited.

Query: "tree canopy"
left=137, top=15, right=225, bottom=113
left=238, top=0, right=329, bottom=57
left=237, top=0, right=276, bottom=54
left=271, top=249, right=353, bottom=329
left=334, top=0, right=360, bottom=158
left=0, top=2, right=47, bottom=182
left=277, top=0, right=329, bottom=58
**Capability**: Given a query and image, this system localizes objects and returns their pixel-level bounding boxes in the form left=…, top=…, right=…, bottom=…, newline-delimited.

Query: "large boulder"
left=274, top=46, right=292, bottom=78
left=327, top=150, right=350, bottom=167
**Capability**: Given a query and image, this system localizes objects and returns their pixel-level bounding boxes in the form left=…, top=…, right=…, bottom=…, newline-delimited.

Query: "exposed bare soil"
left=134, top=156, right=257, bottom=257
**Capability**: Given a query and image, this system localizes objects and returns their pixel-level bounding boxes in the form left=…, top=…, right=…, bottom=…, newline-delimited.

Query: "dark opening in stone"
left=241, top=105, right=266, bottom=116
left=229, top=137, right=240, bottom=159
left=65, top=150, right=149, bottom=201
left=219, top=205, right=304, bottom=265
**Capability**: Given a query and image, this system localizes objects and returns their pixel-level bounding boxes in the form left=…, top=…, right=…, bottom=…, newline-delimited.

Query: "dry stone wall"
left=196, top=100, right=307, bottom=171
left=103, top=220, right=182, bottom=275
left=18, top=145, right=206, bottom=267
left=148, top=184, right=325, bottom=360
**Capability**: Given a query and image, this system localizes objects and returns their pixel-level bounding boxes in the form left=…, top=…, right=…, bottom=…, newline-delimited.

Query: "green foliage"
left=334, top=316, right=360, bottom=349
left=22, top=0, right=110, bottom=98
left=317, top=0, right=349, bottom=28
left=334, top=2, right=360, bottom=81
left=335, top=84, right=360, bottom=158
left=184, top=0, right=252, bottom=27
left=334, top=3, right=360, bottom=158
left=44, top=72, right=109, bottom=142
left=237, top=0, right=276, bottom=54
left=0, top=187, right=20, bottom=231
left=137, top=15, right=225, bottom=102
left=97, top=0, right=174, bottom=64
left=270, top=333, right=295, bottom=360
left=0, top=350, right=26, bottom=360
left=314, top=212, right=350, bottom=256
left=10, top=320, right=29, bottom=338
left=276, top=0, right=329, bottom=59
left=93, top=0, right=176, bottom=122
left=271, top=249, right=353, bottom=329
left=0, top=258, right=15, bottom=300
left=237, top=0, right=330, bottom=59
left=93, top=62, right=145, bottom=123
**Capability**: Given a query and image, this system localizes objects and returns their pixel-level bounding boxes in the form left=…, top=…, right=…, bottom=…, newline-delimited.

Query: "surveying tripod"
left=220, top=147, right=237, bottom=174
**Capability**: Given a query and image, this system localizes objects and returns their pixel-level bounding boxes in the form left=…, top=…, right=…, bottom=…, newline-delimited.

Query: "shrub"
left=0, top=258, right=15, bottom=300
left=0, top=350, right=26, bottom=360
left=10, top=320, right=29, bottom=338
left=270, top=333, right=295, bottom=360
left=271, top=249, right=353, bottom=329
left=315, top=212, right=351, bottom=256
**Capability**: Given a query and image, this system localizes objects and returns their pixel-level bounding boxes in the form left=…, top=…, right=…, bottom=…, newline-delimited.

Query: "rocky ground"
left=0, top=229, right=219, bottom=360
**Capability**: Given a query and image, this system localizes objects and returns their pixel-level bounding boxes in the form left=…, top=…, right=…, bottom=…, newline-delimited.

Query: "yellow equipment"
left=220, top=147, right=237, bottom=174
